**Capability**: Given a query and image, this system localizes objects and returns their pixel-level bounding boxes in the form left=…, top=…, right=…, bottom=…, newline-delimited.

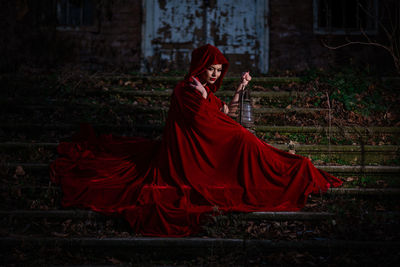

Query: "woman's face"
left=199, top=64, right=223, bottom=85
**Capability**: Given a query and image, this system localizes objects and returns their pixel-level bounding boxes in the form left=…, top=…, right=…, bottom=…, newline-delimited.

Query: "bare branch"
left=322, top=1, right=400, bottom=74
left=358, top=2, right=392, bottom=40
left=360, top=26, right=375, bottom=45
left=321, top=39, right=392, bottom=54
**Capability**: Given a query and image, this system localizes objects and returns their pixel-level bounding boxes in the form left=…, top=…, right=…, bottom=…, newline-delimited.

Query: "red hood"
left=185, top=44, right=229, bottom=93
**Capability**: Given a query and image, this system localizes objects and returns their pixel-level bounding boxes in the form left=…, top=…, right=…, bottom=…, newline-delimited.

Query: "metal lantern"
left=239, top=86, right=254, bottom=128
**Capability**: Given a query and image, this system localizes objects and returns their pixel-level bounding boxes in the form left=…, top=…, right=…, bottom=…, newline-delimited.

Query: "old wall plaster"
left=142, top=0, right=269, bottom=74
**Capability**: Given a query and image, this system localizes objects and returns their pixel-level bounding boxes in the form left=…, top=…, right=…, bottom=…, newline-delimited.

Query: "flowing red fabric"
left=50, top=44, right=342, bottom=237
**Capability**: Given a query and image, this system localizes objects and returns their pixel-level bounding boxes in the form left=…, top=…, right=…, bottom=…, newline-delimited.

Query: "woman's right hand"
left=189, top=76, right=207, bottom=99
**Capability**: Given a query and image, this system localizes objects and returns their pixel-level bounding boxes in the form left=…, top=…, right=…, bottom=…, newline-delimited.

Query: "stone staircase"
left=0, top=75, right=399, bottom=266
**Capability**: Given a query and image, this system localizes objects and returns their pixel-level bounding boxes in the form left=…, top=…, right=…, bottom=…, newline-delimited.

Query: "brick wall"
left=0, top=1, right=35, bottom=72
left=269, top=0, right=395, bottom=74
left=55, top=0, right=142, bottom=71
left=0, top=0, right=396, bottom=74
left=0, top=0, right=142, bottom=72
left=269, top=0, right=327, bottom=72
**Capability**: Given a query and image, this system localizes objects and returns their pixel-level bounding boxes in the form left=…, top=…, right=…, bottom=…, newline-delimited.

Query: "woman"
left=51, top=44, right=342, bottom=237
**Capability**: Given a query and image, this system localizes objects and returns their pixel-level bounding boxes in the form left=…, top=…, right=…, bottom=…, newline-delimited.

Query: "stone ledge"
left=1, top=142, right=397, bottom=153
left=0, top=210, right=335, bottom=221
left=1, top=123, right=399, bottom=134
left=0, top=237, right=399, bottom=250
left=2, top=186, right=400, bottom=198
left=328, top=188, right=400, bottom=195
left=5, top=163, right=399, bottom=174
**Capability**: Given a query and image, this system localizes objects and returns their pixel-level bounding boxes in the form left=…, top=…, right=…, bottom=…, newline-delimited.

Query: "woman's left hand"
left=241, top=71, right=252, bottom=87
left=236, top=71, right=252, bottom=93
left=230, top=72, right=252, bottom=113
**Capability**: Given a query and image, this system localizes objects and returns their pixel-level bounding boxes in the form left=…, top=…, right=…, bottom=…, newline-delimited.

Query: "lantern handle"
left=239, top=84, right=246, bottom=125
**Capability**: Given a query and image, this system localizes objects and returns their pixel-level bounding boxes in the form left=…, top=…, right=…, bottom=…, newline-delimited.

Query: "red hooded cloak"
left=51, top=44, right=342, bottom=236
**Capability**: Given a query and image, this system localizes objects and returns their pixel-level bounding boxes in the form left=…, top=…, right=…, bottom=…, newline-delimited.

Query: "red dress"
left=51, top=44, right=342, bottom=236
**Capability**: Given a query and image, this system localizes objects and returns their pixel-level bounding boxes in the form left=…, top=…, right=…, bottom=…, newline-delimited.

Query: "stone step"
left=4, top=185, right=399, bottom=199
left=1, top=102, right=327, bottom=115
left=119, top=75, right=303, bottom=84
left=1, top=198, right=398, bottom=242
left=74, top=75, right=303, bottom=87
left=102, top=75, right=400, bottom=86
left=1, top=90, right=306, bottom=116
left=0, top=210, right=335, bottom=221
left=2, top=204, right=398, bottom=238
left=0, top=89, right=305, bottom=101
left=1, top=142, right=398, bottom=165
left=107, top=88, right=304, bottom=100
left=1, top=236, right=398, bottom=251
left=4, top=162, right=400, bottom=176
left=1, top=142, right=398, bottom=151
left=3, top=180, right=399, bottom=212
left=2, top=186, right=399, bottom=212
left=8, top=74, right=396, bottom=90
left=1, top=237, right=398, bottom=266
left=255, top=125, right=400, bottom=135
left=0, top=74, right=302, bottom=94
left=1, top=123, right=398, bottom=135
left=1, top=123, right=399, bottom=145
left=326, top=187, right=400, bottom=195
left=5, top=169, right=400, bottom=189
left=1, top=102, right=331, bottom=127
left=93, top=89, right=311, bottom=108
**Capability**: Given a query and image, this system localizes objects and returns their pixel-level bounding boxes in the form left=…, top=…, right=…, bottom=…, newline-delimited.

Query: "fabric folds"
left=50, top=44, right=342, bottom=236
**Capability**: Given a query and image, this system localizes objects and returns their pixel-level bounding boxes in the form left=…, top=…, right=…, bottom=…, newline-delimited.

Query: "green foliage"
left=288, top=133, right=307, bottom=143
left=344, top=175, right=400, bottom=188
left=385, top=158, right=400, bottom=166
left=303, top=67, right=387, bottom=115
left=319, top=136, right=353, bottom=145
left=308, top=155, right=352, bottom=166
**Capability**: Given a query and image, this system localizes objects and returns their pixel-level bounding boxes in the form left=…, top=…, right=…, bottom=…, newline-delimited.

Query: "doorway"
left=141, top=0, right=269, bottom=74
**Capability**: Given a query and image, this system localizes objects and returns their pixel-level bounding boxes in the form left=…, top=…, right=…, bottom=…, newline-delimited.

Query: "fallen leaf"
left=246, top=223, right=254, bottom=233
left=345, top=177, right=356, bottom=182
left=52, top=232, right=69, bottom=237
left=15, top=166, right=25, bottom=176
left=376, top=180, right=388, bottom=187
left=108, top=257, right=123, bottom=265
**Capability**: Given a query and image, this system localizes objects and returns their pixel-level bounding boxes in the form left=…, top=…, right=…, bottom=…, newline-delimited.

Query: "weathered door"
left=142, top=0, right=269, bottom=74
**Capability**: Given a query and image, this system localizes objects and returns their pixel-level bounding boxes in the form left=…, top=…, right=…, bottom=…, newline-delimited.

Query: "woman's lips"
left=209, top=78, right=216, bottom=81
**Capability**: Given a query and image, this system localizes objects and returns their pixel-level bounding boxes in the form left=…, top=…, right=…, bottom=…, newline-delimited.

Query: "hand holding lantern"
left=241, top=71, right=252, bottom=86
left=228, top=71, right=253, bottom=124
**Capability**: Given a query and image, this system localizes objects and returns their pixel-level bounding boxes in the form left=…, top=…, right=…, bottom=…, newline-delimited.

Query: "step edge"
left=4, top=163, right=399, bottom=173
left=0, top=236, right=399, bottom=249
